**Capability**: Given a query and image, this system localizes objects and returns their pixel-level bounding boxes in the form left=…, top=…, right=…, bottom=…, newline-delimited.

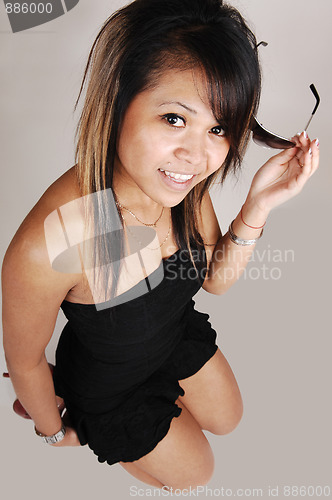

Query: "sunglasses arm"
left=304, top=115, right=313, bottom=132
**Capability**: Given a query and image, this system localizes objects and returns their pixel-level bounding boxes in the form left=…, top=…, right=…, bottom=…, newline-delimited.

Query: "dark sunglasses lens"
left=252, top=121, right=296, bottom=149
left=253, top=133, right=295, bottom=149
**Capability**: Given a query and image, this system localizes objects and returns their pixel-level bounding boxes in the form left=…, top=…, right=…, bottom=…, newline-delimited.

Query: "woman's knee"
left=163, top=445, right=215, bottom=490
left=143, top=440, right=215, bottom=491
left=208, top=398, right=243, bottom=436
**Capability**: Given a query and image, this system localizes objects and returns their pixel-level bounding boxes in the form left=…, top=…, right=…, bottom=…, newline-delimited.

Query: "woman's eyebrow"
left=158, top=101, right=197, bottom=114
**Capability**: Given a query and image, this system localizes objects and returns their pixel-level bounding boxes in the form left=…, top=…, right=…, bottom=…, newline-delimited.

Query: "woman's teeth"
left=159, top=169, right=194, bottom=182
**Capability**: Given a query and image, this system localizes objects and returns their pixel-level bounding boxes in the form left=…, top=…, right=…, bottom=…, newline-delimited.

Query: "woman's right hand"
left=51, top=425, right=81, bottom=447
left=50, top=411, right=82, bottom=447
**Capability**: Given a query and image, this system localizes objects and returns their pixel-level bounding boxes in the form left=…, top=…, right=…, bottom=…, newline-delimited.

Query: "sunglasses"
left=251, top=42, right=320, bottom=149
left=251, top=84, right=320, bottom=149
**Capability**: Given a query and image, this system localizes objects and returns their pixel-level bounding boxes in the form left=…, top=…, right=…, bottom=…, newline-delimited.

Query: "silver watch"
left=34, top=423, right=66, bottom=444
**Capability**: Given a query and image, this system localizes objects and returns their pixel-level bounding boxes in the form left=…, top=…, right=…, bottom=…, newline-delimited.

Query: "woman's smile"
left=157, top=167, right=197, bottom=191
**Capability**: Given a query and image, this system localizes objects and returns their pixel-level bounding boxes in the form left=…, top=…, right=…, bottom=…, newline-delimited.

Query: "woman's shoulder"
left=2, top=165, right=83, bottom=287
left=1, top=167, right=85, bottom=348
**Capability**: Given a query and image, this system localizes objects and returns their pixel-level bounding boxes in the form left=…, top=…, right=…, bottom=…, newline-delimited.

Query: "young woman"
left=2, top=0, right=319, bottom=491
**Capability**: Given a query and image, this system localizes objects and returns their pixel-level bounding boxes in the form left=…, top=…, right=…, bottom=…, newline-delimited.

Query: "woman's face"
left=114, top=67, right=230, bottom=208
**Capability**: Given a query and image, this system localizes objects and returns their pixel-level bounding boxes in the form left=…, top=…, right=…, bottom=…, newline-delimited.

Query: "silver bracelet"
left=228, top=220, right=264, bottom=246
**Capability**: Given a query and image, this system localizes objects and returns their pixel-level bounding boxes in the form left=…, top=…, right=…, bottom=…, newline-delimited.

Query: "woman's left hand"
left=246, top=131, right=320, bottom=214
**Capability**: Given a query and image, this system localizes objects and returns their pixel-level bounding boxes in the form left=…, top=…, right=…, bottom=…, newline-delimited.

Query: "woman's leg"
left=178, top=347, right=243, bottom=435
left=119, top=461, right=164, bottom=488
left=119, top=398, right=214, bottom=490
left=118, top=347, right=243, bottom=488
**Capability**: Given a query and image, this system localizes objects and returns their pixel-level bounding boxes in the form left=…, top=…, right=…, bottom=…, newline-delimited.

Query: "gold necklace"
left=115, top=200, right=164, bottom=227
left=120, top=209, right=172, bottom=250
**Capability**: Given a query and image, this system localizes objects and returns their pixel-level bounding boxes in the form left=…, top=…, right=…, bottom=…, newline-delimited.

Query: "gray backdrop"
left=1, top=1, right=331, bottom=498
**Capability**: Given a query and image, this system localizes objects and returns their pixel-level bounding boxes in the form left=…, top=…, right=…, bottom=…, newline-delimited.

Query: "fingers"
left=289, top=134, right=301, bottom=148
left=291, top=130, right=319, bottom=162
left=294, top=132, right=320, bottom=186
left=269, top=144, right=298, bottom=165
left=297, top=131, right=319, bottom=171
left=268, top=131, right=320, bottom=178
left=309, top=137, right=320, bottom=177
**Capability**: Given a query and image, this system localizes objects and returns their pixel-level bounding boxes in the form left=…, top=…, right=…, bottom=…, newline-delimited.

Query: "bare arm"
left=199, top=195, right=267, bottom=295
left=2, top=208, right=81, bottom=440
left=199, top=133, right=319, bottom=295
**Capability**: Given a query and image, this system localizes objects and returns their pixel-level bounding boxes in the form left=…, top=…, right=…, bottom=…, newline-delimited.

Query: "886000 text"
left=282, top=485, right=331, bottom=497
left=5, top=3, right=53, bottom=14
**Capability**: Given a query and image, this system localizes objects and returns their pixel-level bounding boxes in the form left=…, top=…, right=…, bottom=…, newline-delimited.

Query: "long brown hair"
left=74, top=0, right=261, bottom=311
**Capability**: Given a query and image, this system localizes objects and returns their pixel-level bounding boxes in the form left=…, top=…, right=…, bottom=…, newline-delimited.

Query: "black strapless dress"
left=52, top=244, right=218, bottom=465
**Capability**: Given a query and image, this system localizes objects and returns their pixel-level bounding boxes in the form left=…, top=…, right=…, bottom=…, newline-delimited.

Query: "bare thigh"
left=120, top=398, right=215, bottom=490
left=178, top=348, right=243, bottom=435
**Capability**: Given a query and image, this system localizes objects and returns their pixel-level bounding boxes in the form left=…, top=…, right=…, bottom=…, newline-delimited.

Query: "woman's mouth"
left=158, top=168, right=196, bottom=190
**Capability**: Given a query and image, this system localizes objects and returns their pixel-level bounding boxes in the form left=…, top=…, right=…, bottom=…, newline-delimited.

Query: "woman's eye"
left=162, top=114, right=185, bottom=127
left=210, top=126, right=226, bottom=137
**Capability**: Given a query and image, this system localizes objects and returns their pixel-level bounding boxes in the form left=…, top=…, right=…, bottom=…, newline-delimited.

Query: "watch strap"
left=228, top=220, right=264, bottom=246
left=34, top=423, right=66, bottom=444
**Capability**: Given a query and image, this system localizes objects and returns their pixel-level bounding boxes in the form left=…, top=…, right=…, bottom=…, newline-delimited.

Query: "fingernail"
left=296, top=132, right=301, bottom=136
left=315, top=138, right=319, bottom=148
left=309, top=147, right=312, bottom=156
left=303, top=130, right=308, bottom=139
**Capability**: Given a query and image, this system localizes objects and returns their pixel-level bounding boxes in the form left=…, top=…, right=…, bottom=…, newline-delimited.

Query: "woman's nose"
left=174, top=133, right=207, bottom=167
